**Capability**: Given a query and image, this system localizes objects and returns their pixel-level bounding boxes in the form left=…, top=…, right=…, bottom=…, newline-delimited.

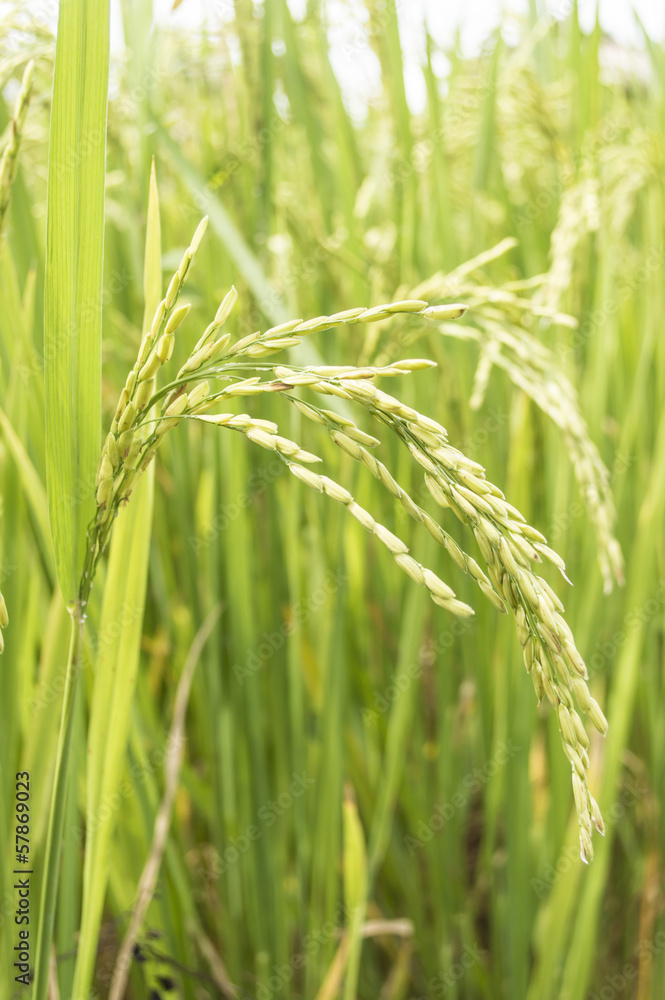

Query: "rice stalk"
left=252, top=364, right=607, bottom=860
left=437, top=314, right=624, bottom=592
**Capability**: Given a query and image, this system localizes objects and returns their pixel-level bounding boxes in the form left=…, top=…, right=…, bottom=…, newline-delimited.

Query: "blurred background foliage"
left=1, top=1, right=665, bottom=998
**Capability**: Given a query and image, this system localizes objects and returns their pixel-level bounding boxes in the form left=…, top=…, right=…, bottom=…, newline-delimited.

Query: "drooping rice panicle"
left=277, top=382, right=507, bottom=614
left=186, top=345, right=607, bottom=857
left=436, top=315, right=624, bottom=591
left=261, top=364, right=607, bottom=860
left=367, top=236, right=623, bottom=592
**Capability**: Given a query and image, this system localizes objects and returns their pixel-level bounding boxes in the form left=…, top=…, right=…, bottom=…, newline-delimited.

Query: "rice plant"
left=1, top=2, right=664, bottom=1000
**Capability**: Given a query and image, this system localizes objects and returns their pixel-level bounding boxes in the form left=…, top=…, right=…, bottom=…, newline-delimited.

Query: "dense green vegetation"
left=0, top=2, right=664, bottom=999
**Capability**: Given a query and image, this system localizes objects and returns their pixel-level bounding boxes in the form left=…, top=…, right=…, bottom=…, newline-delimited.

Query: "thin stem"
left=108, top=604, right=222, bottom=1000
left=33, top=612, right=84, bottom=1000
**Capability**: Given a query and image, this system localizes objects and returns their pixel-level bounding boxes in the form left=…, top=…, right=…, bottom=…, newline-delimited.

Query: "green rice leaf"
left=44, top=0, right=110, bottom=611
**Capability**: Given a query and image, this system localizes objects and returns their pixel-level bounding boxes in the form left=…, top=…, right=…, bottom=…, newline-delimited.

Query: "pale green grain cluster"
left=84, top=217, right=220, bottom=591
left=260, top=363, right=607, bottom=860
left=402, top=240, right=624, bottom=592
left=219, top=300, right=468, bottom=363
left=440, top=315, right=623, bottom=592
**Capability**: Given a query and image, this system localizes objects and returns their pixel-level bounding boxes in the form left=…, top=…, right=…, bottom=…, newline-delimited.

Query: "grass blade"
left=33, top=5, right=110, bottom=996
left=342, top=787, right=368, bottom=1000
left=44, top=0, right=110, bottom=611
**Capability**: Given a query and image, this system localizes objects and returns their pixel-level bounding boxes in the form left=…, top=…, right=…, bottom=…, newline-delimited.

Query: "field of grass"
left=0, top=2, right=664, bottom=999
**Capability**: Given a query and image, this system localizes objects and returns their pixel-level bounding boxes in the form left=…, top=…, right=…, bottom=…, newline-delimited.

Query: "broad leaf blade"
left=45, top=0, right=110, bottom=610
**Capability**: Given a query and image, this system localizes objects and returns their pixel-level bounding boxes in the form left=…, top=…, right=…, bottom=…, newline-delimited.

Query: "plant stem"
left=33, top=612, right=84, bottom=1000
